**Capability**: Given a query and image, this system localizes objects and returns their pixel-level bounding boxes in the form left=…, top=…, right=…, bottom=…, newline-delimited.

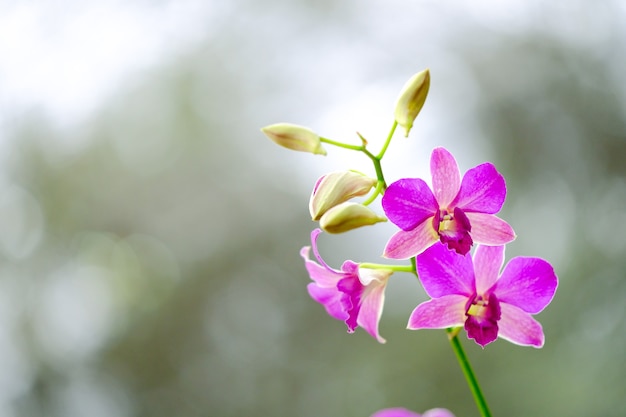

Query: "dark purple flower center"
left=464, top=292, right=501, bottom=347
left=432, top=206, right=473, bottom=255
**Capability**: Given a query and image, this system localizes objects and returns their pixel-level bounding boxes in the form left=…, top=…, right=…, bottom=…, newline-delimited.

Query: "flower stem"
left=319, top=137, right=364, bottom=151
left=359, top=263, right=414, bottom=273
left=446, top=328, right=492, bottom=417
left=376, top=120, right=398, bottom=160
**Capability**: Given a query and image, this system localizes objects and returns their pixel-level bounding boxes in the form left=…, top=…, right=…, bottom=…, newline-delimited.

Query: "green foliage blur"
left=1, top=1, right=625, bottom=417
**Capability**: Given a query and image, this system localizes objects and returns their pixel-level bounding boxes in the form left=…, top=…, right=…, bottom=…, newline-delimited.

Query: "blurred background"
left=1, top=0, right=625, bottom=416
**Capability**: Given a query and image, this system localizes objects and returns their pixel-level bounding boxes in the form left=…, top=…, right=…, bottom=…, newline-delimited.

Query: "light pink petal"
left=496, top=257, right=558, bottom=314
left=430, top=147, right=461, bottom=207
left=382, top=178, right=438, bottom=231
left=451, top=162, right=506, bottom=214
left=416, top=242, right=475, bottom=298
left=357, top=270, right=391, bottom=343
left=306, top=283, right=347, bottom=321
left=407, top=295, right=467, bottom=330
left=498, top=303, right=545, bottom=348
left=465, top=213, right=516, bottom=245
left=309, top=228, right=334, bottom=270
left=472, top=245, right=505, bottom=294
left=423, top=409, right=456, bottom=417
left=383, top=218, right=438, bottom=259
left=370, top=408, right=422, bottom=417
left=300, top=246, right=341, bottom=287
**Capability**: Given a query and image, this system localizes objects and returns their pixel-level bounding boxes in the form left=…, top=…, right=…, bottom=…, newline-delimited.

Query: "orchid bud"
left=319, top=202, right=387, bottom=234
left=394, top=69, right=430, bottom=137
left=309, top=171, right=377, bottom=221
left=261, top=123, right=327, bottom=155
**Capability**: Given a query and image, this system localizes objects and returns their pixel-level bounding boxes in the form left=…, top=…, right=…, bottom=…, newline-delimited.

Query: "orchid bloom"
left=408, top=242, right=558, bottom=348
left=371, top=407, right=455, bottom=417
left=301, top=228, right=392, bottom=343
left=382, top=147, right=515, bottom=258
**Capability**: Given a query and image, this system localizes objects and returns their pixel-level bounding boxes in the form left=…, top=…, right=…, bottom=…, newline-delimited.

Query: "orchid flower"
left=301, top=229, right=392, bottom=343
left=382, top=147, right=515, bottom=258
left=371, top=407, right=455, bottom=417
left=408, top=242, right=558, bottom=348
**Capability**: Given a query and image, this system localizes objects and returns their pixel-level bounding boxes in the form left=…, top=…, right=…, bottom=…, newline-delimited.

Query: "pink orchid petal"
left=496, top=257, right=558, bottom=314
left=382, top=178, right=438, bottom=231
left=472, top=245, right=505, bottom=294
left=451, top=162, right=506, bottom=213
left=407, top=295, right=467, bottom=329
left=383, top=218, right=438, bottom=259
left=306, top=283, right=348, bottom=321
left=416, top=242, right=475, bottom=298
left=370, top=408, right=422, bottom=417
left=430, top=147, right=461, bottom=207
left=357, top=272, right=390, bottom=343
left=422, top=409, right=456, bottom=417
left=498, top=303, right=545, bottom=347
left=301, top=246, right=341, bottom=287
left=465, top=212, right=516, bottom=245
left=308, top=228, right=334, bottom=270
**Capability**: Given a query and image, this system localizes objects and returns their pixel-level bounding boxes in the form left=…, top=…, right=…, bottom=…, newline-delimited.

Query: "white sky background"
left=1, top=0, right=619, bottom=146
left=0, top=1, right=219, bottom=132
left=0, top=0, right=540, bottom=140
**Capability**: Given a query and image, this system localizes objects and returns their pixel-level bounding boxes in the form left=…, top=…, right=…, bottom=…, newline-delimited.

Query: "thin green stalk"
left=376, top=120, right=398, bottom=160
left=319, top=137, right=364, bottom=151
left=446, top=329, right=492, bottom=417
left=359, top=263, right=414, bottom=273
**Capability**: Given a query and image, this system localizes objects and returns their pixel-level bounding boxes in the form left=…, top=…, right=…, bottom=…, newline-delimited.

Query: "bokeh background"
left=1, top=1, right=625, bottom=416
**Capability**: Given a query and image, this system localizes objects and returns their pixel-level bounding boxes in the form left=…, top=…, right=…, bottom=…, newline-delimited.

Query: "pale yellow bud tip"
left=319, top=202, right=387, bottom=234
left=309, top=171, right=377, bottom=221
left=261, top=123, right=327, bottom=155
left=394, top=69, right=431, bottom=137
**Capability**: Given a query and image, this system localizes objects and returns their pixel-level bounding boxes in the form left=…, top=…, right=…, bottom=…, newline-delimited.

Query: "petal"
left=371, top=408, right=422, bottom=417
left=416, top=242, right=475, bottom=298
left=357, top=271, right=391, bottom=343
left=383, top=218, right=438, bottom=259
left=422, top=409, right=456, bottom=417
left=465, top=213, right=516, bottom=245
left=451, top=162, right=506, bottom=214
left=472, top=245, right=505, bottom=294
left=498, top=303, right=545, bottom=347
left=495, top=257, right=558, bottom=314
left=430, top=147, right=461, bottom=207
left=301, top=246, right=341, bottom=288
left=407, top=295, right=467, bottom=329
left=308, top=228, right=334, bottom=270
left=337, top=275, right=364, bottom=333
left=306, top=282, right=348, bottom=321
left=382, top=178, right=438, bottom=231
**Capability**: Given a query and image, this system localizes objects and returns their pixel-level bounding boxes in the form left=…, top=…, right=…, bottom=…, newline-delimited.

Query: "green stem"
left=359, top=263, right=414, bottom=273
left=446, top=329, right=492, bottom=417
left=376, top=120, right=398, bottom=160
left=319, top=137, right=364, bottom=151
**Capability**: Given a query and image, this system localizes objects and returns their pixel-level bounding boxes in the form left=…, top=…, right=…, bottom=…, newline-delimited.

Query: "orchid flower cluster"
left=262, top=69, right=558, bottom=417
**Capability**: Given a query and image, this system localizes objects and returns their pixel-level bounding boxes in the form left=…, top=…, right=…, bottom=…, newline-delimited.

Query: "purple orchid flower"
left=408, top=242, right=558, bottom=348
left=370, top=407, right=455, bottom=417
left=301, top=228, right=392, bottom=343
left=382, top=147, right=515, bottom=258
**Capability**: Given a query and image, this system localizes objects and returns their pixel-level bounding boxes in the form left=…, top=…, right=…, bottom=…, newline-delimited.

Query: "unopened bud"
left=319, top=202, right=387, bottom=234
left=394, top=69, right=430, bottom=137
left=261, top=123, right=326, bottom=155
left=309, top=171, right=377, bottom=221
